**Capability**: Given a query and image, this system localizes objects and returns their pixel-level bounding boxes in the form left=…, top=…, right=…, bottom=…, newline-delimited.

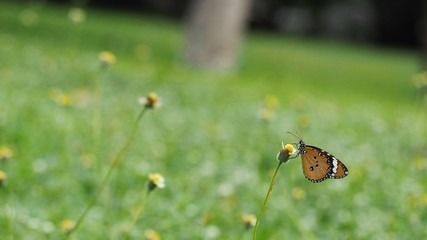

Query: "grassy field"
left=1, top=1, right=427, bottom=239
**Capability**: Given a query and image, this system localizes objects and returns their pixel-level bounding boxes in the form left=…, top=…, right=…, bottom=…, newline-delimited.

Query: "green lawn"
left=1, top=1, right=427, bottom=239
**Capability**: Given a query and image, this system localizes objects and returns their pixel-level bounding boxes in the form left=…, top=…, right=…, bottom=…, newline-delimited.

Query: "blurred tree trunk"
left=423, top=1, right=427, bottom=70
left=184, top=0, right=251, bottom=70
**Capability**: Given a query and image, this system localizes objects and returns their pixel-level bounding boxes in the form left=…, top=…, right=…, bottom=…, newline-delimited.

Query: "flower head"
left=260, top=108, right=274, bottom=122
left=60, top=219, right=75, bottom=233
left=0, top=145, right=13, bottom=161
left=0, top=170, right=6, bottom=187
left=147, top=173, right=165, bottom=191
left=144, top=229, right=161, bottom=240
left=415, top=156, right=426, bottom=170
left=297, top=115, right=311, bottom=129
left=241, top=213, right=256, bottom=229
left=68, top=8, right=86, bottom=23
left=277, top=142, right=297, bottom=163
left=49, top=88, right=73, bottom=107
left=259, top=95, right=279, bottom=122
left=138, top=92, right=161, bottom=109
left=264, top=95, right=279, bottom=110
left=99, top=51, right=116, bottom=66
left=291, top=187, right=306, bottom=200
left=57, top=94, right=73, bottom=107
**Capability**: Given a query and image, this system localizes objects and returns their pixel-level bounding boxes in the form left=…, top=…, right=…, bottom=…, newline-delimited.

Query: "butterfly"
left=289, top=133, right=349, bottom=183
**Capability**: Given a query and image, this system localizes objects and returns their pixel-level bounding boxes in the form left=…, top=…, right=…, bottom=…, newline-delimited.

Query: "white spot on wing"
left=331, top=158, right=338, bottom=176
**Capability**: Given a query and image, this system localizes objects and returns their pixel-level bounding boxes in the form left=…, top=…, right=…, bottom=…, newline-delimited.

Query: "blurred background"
left=10, top=0, right=427, bottom=67
left=41, top=0, right=425, bottom=46
left=1, top=0, right=427, bottom=239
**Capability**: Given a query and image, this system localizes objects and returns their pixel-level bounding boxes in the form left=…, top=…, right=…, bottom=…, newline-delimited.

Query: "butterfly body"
left=297, top=139, right=348, bottom=183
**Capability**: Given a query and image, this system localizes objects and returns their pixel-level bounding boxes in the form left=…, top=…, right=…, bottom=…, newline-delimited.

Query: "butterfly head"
left=297, top=139, right=306, bottom=155
left=286, top=132, right=306, bottom=156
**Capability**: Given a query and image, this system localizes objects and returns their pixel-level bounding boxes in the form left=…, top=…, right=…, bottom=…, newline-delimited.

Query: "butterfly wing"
left=301, top=145, right=348, bottom=183
left=327, top=153, right=349, bottom=179
left=301, top=145, right=332, bottom=183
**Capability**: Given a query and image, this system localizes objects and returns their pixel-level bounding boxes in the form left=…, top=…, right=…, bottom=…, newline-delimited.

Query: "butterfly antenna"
left=287, top=131, right=302, bottom=140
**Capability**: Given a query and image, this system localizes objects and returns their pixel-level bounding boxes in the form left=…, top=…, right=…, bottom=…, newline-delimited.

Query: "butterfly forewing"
left=298, top=141, right=349, bottom=183
left=301, top=146, right=333, bottom=183
left=329, top=156, right=349, bottom=179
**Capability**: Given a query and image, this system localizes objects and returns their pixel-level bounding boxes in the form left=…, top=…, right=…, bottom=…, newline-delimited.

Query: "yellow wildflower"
left=277, top=142, right=297, bottom=163
left=0, top=145, right=13, bottom=161
left=0, top=170, right=6, bottom=186
left=49, top=88, right=73, bottom=107
left=422, top=194, right=427, bottom=206
left=68, top=8, right=86, bottom=23
left=297, top=115, right=311, bottom=129
left=138, top=92, right=161, bottom=109
left=241, top=213, right=256, bottom=229
left=415, top=156, right=425, bottom=170
left=264, top=95, right=279, bottom=110
left=99, top=51, right=116, bottom=65
left=58, top=94, right=73, bottom=107
left=60, top=219, right=75, bottom=233
left=260, top=108, right=273, bottom=121
left=144, top=229, right=161, bottom=240
left=148, top=173, right=165, bottom=191
left=291, top=187, right=306, bottom=200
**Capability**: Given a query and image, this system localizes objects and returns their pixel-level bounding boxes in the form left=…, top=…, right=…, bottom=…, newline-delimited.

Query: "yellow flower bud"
left=277, top=142, right=297, bottom=163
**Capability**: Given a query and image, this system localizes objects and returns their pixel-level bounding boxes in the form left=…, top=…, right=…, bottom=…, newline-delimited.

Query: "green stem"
left=92, top=71, right=102, bottom=152
left=65, top=107, right=148, bottom=239
left=252, top=161, right=283, bottom=240
left=1, top=189, right=14, bottom=240
left=123, top=188, right=151, bottom=239
left=92, top=68, right=108, bottom=153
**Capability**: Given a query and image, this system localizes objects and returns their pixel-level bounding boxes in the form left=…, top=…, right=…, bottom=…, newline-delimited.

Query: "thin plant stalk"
left=123, top=188, right=151, bottom=239
left=63, top=108, right=73, bottom=168
left=252, top=161, right=283, bottom=240
left=65, top=107, right=148, bottom=239
left=1, top=190, right=14, bottom=240
left=92, top=71, right=102, bottom=150
left=92, top=68, right=109, bottom=152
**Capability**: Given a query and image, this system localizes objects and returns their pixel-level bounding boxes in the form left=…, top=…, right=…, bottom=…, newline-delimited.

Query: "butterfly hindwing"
left=298, top=140, right=349, bottom=183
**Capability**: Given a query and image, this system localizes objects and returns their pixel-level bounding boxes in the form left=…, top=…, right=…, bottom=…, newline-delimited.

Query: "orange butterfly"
left=289, top=133, right=349, bottom=183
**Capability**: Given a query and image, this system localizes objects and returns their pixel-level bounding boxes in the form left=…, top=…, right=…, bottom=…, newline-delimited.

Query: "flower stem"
left=92, top=70, right=103, bottom=154
left=252, top=161, right=283, bottom=240
left=1, top=189, right=14, bottom=240
left=123, top=188, right=151, bottom=239
left=65, top=107, right=148, bottom=239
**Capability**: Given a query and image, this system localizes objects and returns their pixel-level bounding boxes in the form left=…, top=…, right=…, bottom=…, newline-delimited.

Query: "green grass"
left=1, top=1, right=427, bottom=239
